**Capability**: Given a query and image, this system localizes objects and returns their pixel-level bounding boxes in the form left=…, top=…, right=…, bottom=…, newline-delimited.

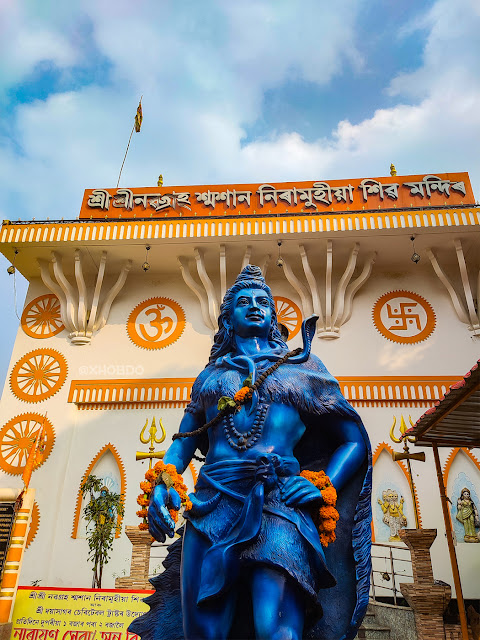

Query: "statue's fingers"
left=168, top=487, right=181, bottom=511
left=281, top=477, right=313, bottom=501
left=284, top=485, right=320, bottom=506
left=280, top=484, right=300, bottom=502
left=159, top=505, right=176, bottom=538
left=296, top=490, right=322, bottom=506
left=147, top=503, right=169, bottom=536
left=280, top=476, right=306, bottom=494
left=148, top=518, right=166, bottom=543
left=147, top=498, right=175, bottom=538
left=152, top=484, right=169, bottom=503
left=293, top=484, right=321, bottom=504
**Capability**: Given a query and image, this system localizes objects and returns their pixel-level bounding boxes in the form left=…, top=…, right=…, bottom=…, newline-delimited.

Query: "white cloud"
left=388, top=0, right=480, bottom=100
left=0, top=3, right=80, bottom=89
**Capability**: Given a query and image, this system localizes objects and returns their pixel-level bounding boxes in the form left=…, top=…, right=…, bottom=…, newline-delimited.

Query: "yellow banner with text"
left=10, top=587, right=154, bottom=640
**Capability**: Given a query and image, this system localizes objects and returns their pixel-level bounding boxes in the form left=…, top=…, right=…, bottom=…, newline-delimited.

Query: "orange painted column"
left=0, top=489, right=35, bottom=624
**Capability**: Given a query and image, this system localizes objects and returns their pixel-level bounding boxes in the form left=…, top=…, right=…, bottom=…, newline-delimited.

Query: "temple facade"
left=0, top=172, right=479, bottom=599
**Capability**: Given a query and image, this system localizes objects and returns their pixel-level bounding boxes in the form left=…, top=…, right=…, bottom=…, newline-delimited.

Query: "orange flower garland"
left=234, top=386, right=252, bottom=403
left=137, top=460, right=192, bottom=532
left=300, top=469, right=339, bottom=547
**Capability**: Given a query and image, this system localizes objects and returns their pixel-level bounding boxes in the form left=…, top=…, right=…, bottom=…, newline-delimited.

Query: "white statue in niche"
left=456, top=488, right=480, bottom=543
left=378, top=489, right=407, bottom=541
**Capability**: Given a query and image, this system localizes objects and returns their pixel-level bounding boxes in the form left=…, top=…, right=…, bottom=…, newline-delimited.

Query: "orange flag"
left=35, top=421, right=48, bottom=467
left=22, top=418, right=46, bottom=489
left=134, top=100, right=143, bottom=133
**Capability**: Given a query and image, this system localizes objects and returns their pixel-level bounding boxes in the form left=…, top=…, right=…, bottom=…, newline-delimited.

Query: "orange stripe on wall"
left=1, top=574, right=17, bottom=589
left=0, top=600, right=12, bottom=621
left=12, top=523, right=27, bottom=537
left=6, top=548, right=22, bottom=562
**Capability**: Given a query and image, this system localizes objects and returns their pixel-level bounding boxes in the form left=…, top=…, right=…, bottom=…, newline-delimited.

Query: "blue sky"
left=1, top=0, right=480, bottom=384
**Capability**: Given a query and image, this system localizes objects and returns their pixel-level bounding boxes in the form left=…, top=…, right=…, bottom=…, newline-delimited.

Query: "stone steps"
left=355, top=606, right=391, bottom=640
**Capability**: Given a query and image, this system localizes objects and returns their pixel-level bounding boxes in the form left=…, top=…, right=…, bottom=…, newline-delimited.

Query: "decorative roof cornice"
left=2, top=205, right=480, bottom=248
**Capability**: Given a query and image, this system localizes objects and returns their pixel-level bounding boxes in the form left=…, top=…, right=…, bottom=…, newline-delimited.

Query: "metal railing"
left=370, top=541, right=413, bottom=606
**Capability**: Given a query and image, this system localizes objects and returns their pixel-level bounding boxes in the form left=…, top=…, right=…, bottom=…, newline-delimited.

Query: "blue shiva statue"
left=130, top=265, right=372, bottom=640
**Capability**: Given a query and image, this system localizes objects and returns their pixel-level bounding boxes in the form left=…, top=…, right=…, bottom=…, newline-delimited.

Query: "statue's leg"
left=251, top=565, right=304, bottom=640
left=181, top=522, right=237, bottom=640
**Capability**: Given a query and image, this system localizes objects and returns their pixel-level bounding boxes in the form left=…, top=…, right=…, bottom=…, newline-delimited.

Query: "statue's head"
left=209, top=264, right=287, bottom=363
left=461, top=488, right=471, bottom=500
left=383, top=489, right=398, bottom=504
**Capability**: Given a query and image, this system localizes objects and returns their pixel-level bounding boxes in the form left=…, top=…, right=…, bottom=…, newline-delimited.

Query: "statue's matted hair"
left=208, top=264, right=287, bottom=363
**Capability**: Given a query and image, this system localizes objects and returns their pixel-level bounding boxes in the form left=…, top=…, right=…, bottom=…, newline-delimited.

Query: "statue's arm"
left=162, top=411, right=203, bottom=474
left=378, top=500, right=387, bottom=512
left=325, top=417, right=366, bottom=493
left=148, top=411, right=204, bottom=542
left=282, top=414, right=366, bottom=508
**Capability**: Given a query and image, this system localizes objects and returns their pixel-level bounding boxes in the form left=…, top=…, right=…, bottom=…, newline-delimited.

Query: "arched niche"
left=371, top=442, right=422, bottom=543
left=71, top=443, right=126, bottom=539
left=444, top=448, right=480, bottom=545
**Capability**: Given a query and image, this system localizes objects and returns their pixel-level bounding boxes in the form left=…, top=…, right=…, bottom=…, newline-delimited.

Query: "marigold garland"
left=234, top=386, right=252, bottom=403
left=300, top=469, right=339, bottom=547
left=137, top=460, right=192, bottom=532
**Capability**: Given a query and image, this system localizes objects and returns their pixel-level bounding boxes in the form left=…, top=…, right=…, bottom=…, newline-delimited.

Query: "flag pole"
left=116, top=97, right=143, bottom=189
left=116, top=125, right=135, bottom=188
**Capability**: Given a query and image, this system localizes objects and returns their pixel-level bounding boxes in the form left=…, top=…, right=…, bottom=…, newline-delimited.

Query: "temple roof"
left=406, top=359, right=480, bottom=447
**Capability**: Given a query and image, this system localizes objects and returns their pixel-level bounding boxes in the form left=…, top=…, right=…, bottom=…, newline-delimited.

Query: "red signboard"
left=79, top=173, right=474, bottom=220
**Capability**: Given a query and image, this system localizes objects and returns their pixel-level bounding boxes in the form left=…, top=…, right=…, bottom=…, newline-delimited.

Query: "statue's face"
left=385, top=490, right=397, bottom=503
left=462, top=490, right=470, bottom=499
left=230, top=288, right=272, bottom=338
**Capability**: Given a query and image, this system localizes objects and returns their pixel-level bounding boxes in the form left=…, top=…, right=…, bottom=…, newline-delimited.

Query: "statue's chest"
left=209, top=401, right=303, bottom=453
left=221, top=402, right=269, bottom=451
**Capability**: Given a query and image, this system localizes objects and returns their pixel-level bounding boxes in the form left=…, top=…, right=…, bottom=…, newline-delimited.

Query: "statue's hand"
left=280, top=475, right=323, bottom=508
left=147, top=484, right=181, bottom=543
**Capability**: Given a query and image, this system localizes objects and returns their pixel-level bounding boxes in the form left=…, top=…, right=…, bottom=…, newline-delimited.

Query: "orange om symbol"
left=127, top=297, right=186, bottom=350
left=139, top=305, right=174, bottom=342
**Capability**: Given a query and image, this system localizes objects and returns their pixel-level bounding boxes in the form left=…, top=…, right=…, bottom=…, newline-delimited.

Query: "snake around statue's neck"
left=172, top=315, right=319, bottom=443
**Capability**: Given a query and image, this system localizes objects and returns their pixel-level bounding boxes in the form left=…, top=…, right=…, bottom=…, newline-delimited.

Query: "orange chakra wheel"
left=274, top=296, right=302, bottom=340
left=21, top=294, right=64, bottom=339
left=10, top=348, right=68, bottom=403
left=0, top=414, right=55, bottom=475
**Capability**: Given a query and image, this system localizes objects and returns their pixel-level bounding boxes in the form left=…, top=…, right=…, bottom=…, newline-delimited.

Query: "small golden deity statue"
left=378, top=489, right=407, bottom=541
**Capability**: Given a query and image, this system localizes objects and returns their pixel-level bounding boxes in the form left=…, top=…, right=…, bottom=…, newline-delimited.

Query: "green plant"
left=81, top=475, right=124, bottom=588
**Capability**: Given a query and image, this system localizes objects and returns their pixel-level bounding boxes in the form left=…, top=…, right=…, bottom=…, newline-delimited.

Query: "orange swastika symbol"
left=386, top=302, right=421, bottom=331
left=373, top=291, right=436, bottom=344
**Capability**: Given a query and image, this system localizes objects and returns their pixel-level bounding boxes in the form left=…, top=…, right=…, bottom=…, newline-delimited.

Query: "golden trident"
left=390, top=415, right=425, bottom=529
left=136, top=417, right=166, bottom=468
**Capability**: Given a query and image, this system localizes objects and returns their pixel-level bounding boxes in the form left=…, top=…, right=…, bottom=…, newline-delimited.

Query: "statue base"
left=399, top=529, right=451, bottom=640
left=115, top=526, right=153, bottom=591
